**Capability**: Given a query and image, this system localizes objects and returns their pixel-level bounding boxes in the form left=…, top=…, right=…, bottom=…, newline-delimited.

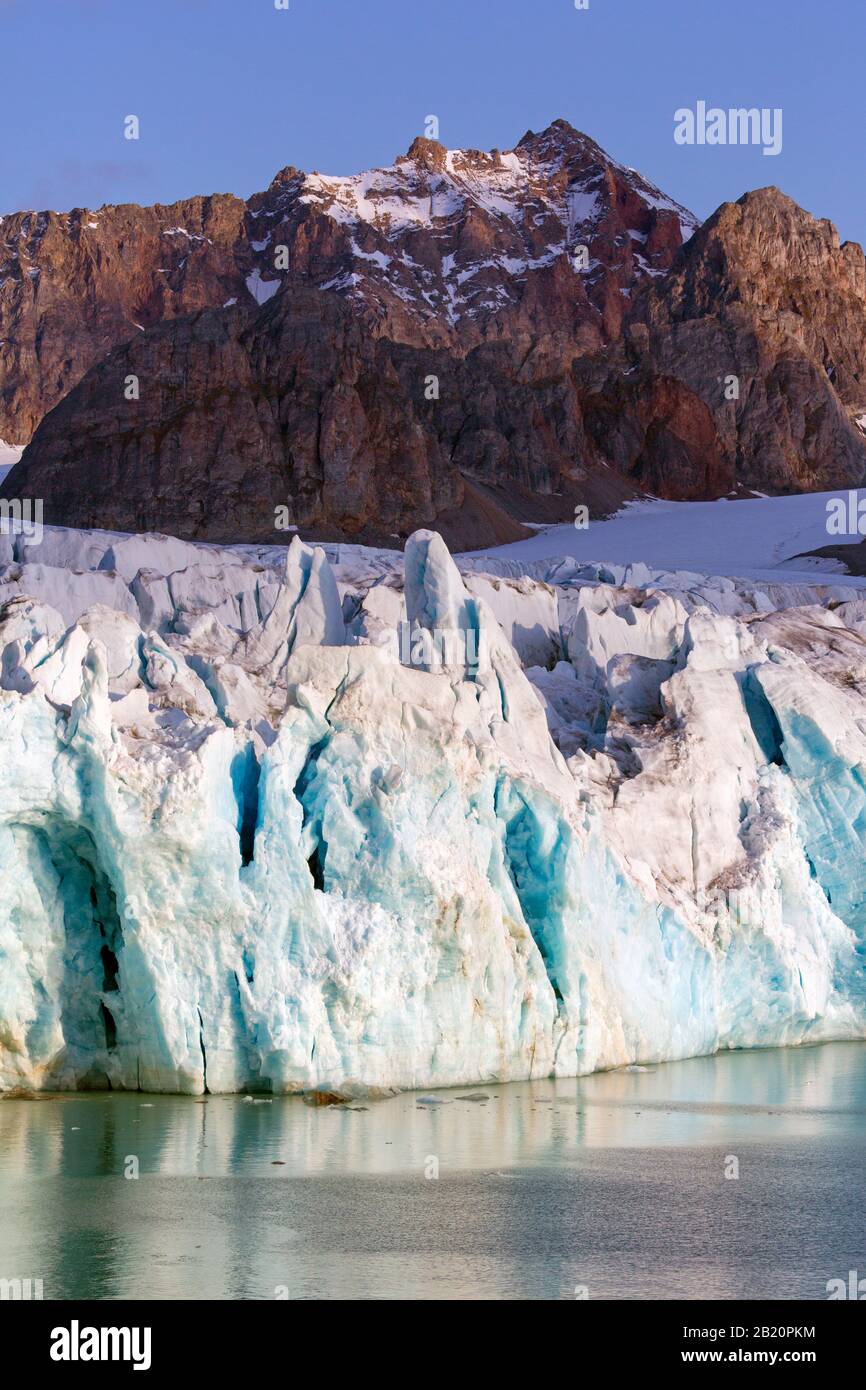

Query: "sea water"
left=0, top=1042, right=864, bottom=1300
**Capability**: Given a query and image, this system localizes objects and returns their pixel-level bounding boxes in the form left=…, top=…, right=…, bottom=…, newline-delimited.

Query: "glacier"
left=1, top=518, right=866, bottom=1093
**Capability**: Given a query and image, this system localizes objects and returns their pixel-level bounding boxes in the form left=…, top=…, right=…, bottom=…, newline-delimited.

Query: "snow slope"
left=0, top=439, right=23, bottom=486
left=2, top=514, right=866, bottom=1093
left=468, top=492, right=866, bottom=590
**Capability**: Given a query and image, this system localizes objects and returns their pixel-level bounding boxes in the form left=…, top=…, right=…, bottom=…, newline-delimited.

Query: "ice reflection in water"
left=1, top=1041, right=865, bottom=1300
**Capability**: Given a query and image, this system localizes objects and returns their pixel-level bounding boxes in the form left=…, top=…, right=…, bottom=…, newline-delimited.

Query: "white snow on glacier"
left=468, top=489, right=866, bottom=591
left=2, top=502, right=866, bottom=1094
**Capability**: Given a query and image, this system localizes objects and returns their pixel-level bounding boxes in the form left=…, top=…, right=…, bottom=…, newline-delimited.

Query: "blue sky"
left=1, top=0, right=862, bottom=243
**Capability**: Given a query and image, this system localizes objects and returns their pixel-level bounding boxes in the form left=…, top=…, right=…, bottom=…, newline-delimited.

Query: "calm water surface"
left=1, top=1042, right=865, bottom=1300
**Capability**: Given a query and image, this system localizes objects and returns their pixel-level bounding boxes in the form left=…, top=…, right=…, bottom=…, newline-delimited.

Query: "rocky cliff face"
left=3, top=123, right=866, bottom=545
left=574, top=188, right=866, bottom=498
left=247, top=121, right=696, bottom=353
left=0, top=196, right=250, bottom=442
left=2, top=285, right=636, bottom=545
left=0, top=120, right=695, bottom=447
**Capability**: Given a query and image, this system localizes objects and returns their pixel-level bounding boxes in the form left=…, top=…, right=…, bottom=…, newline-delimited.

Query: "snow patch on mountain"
left=261, top=122, right=699, bottom=334
left=245, top=269, right=281, bottom=305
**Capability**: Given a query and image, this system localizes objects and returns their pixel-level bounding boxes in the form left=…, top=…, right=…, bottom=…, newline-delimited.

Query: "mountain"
left=0, top=120, right=694, bottom=443
left=3, top=121, right=866, bottom=545
left=246, top=122, right=696, bottom=352
left=0, top=282, right=644, bottom=547
left=574, top=187, right=866, bottom=497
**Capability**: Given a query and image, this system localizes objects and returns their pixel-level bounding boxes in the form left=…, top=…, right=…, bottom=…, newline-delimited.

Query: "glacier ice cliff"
left=1, top=525, right=866, bottom=1092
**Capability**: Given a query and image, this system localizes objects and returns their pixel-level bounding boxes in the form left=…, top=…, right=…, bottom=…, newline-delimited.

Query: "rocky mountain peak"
left=264, top=164, right=302, bottom=192
left=640, top=183, right=866, bottom=362
left=0, top=122, right=700, bottom=450
left=565, top=183, right=866, bottom=502
left=517, top=116, right=582, bottom=146
left=397, top=135, right=448, bottom=170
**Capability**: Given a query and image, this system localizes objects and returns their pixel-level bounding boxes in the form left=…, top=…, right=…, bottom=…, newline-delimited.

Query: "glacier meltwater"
left=1, top=522, right=865, bottom=1093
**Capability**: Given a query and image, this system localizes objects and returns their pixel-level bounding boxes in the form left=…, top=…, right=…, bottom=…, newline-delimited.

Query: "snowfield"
left=468, top=490, right=866, bottom=590
left=0, top=439, right=24, bottom=486
left=2, top=496, right=866, bottom=1093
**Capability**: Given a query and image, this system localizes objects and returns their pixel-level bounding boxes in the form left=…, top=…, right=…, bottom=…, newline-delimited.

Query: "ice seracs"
left=0, top=522, right=865, bottom=1094
left=235, top=535, right=346, bottom=683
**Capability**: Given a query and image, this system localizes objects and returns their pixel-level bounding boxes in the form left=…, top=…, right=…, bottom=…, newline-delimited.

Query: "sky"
left=1, top=0, right=863, bottom=244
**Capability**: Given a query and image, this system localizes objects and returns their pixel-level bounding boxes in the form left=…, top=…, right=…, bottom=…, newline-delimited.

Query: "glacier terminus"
left=1, top=515, right=866, bottom=1094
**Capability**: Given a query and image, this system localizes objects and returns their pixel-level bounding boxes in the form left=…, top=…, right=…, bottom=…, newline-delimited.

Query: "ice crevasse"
left=0, top=526, right=865, bottom=1093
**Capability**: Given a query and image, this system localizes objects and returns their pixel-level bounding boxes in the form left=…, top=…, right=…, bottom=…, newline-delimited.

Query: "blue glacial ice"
left=0, top=525, right=865, bottom=1092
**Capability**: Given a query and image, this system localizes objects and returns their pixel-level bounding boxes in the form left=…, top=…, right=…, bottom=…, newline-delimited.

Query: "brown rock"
left=569, top=188, right=866, bottom=498
left=8, top=131, right=865, bottom=546
left=0, top=119, right=695, bottom=448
